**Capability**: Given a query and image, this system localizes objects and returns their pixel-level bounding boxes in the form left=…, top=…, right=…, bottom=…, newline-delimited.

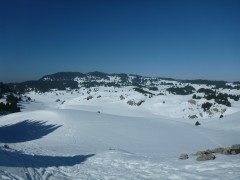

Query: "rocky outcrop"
left=179, top=154, right=189, bottom=160
left=189, top=115, right=198, bottom=119
left=127, top=100, right=145, bottom=106
left=127, top=100, right=136, bottom=106
left=211, top=147, right=225, bottom=154
left=196, top=152, right=216, bottom=161
left=181, top=144, right=240, bottom=161
left=223, top=144, right=240, bottom=155
left=86, top=96, right=93, bottom=100
left=188, top=99, right=196, bottom=105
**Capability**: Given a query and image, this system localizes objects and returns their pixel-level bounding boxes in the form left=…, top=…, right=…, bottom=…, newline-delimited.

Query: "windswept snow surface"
left=0, top=94, right=240, bottom=179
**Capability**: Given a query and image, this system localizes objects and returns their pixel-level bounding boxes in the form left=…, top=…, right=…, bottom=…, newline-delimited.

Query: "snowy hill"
left=0, top=72, right=240, bottom=179
left=0, top=108, right=240, bottom=179
left=10, top=71, right=239, bottom=119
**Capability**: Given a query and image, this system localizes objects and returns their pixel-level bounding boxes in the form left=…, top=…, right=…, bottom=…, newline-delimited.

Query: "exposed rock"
left=56, top=99, right=60, bottom=102
left=194, top=144, right=240, bottom=161
left=196, top=152, right=216, bottom=161
left=189, top=115, right=198, bottom=119
left=223, top=148, right=231, bottom=155
left=195, top=149, right=212, bottom=156
left=188, top=99, right=196, bottom=105
left=219, top=115, right=224, bottom=118
left=212, top=147, right=225, bottom=154
left=231, top=144, right=240, bottom=149
left=86, top=96, right=93, bottom=100
left=212, top=108, right=219, bottom=112
left=127, top=100, right=136, bottom=106
left=221, top=108, right=226, bottom=114
left=230, top=144, right=240, bottom=154
left=179, top=154, right=189, bottom=160
left=206, top=110, right=213, bottom=116
left=137, top=100, right=145, bottom=106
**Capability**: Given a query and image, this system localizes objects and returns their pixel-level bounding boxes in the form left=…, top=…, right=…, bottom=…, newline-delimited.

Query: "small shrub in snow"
left=3, top=144, right=10, bottom=149
left=195, top=121, right=201, bottom=126
left=120, top=95, right=125, bottom=100
left=149, top=87, right=158, bottom=91
left=201, top=102, right=212, bottom=111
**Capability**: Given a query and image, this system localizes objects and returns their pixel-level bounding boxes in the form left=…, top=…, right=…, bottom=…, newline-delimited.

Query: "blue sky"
left=0, top=0, right=239, bottom=82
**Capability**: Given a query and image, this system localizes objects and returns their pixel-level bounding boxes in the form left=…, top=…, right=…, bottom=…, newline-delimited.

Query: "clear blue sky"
left=0, top=0, right=239, bottom=82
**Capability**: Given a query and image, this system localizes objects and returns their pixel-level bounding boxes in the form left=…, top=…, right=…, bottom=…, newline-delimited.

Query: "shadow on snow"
left=0, top=120, right=62, bottom=143
left=0, top=148, right=94, bottom=168
left=0, top=120, right=94, bottom=168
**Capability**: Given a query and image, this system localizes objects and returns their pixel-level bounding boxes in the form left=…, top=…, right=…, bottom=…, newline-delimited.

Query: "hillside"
left=4, top=71, right=238, bottom=119
left=0, top=109, right=240, bottom=179
left=0, top=72, right=240, bottom=179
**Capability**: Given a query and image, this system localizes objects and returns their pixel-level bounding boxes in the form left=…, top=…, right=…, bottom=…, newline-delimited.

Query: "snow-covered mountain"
left=0, top=72, right=240, bottom=179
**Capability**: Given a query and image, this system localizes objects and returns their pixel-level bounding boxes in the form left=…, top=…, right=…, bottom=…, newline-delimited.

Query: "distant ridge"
left=2, top=71, right=237, bottom=94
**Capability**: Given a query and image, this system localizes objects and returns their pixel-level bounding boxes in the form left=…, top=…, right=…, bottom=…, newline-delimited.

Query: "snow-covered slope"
left=0, top=73, right=240, bottom=179
left=21, top=84, right=240, bottom=119
left=7, top=71, right=240, bottom=119
left=0, top=108, right=240, bottom=179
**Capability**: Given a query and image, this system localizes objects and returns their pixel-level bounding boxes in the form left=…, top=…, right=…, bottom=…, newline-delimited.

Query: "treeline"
left=16, top=80, right=79, bottom=93
left=0, top=82, right=12, bottom=97
left=40, top=72, right=84, bottom=81
left=133, top=87, right=154, bottom=96
left=167, top=86, right=196, bottom=95
left=3, top=71, right=240, bottom=94
left=180, top=80, right=226, bottom=87
left=0, top=94, right=21, bottom=115
left=193, top=88, right=240, bottom=107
